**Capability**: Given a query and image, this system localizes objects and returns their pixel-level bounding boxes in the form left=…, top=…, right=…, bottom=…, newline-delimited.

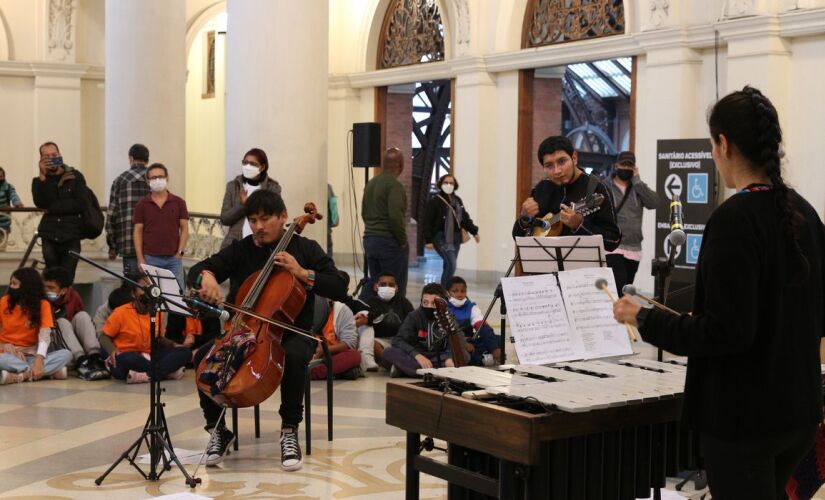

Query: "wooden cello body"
left=195, top=203, right=321, bottom=408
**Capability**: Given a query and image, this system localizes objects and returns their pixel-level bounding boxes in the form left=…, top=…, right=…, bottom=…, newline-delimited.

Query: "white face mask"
left=441, top=184, right=455, bottom=195
left=449, top=297, right=467, bottom=307
left=242, top=164, right=261, bottom=180
left=377, top=286, right=396, bottom=302
left=149, top=178, right=167, bottom=193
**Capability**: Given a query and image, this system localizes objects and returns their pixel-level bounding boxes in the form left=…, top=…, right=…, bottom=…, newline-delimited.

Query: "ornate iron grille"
left=524, top=0, right=625, bottom=48
left=378, top=0, right=445, bottom=69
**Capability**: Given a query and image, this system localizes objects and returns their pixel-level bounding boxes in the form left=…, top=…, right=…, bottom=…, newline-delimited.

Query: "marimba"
left=386, top=358, right=701, bottom=500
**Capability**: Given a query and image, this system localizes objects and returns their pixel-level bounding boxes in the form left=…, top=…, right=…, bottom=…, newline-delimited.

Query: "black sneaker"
left=205, top=425, right=235, bottom=466
left=75, top=356, right=94, bottom=380
left=89, top=353, right=108, bottom=372
left=280, top=426, right=303, bottom=471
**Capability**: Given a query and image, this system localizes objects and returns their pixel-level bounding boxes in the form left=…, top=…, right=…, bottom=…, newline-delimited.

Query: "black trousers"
left=701, top=426, right=817, bottom=500
left=606, top=254, right=640, bottom=296
left=193, top=332, right=315, bottom=430
left=41, top=239, right=81, bottom=284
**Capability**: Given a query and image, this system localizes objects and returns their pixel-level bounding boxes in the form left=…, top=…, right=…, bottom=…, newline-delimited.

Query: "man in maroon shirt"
left=133, top=163, right=190, bottom=291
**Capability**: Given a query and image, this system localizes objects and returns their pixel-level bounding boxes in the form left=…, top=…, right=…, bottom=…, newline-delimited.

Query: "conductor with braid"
left=614, top=86, right=825, bottom=499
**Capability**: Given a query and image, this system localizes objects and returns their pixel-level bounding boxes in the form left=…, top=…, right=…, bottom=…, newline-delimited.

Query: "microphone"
left=622, top=285, right=681, bottom=315
left=183, top=296, right=231, bottom=322
left=668, top=194, right=686, bottom=246
left=519, top=215, right=552, bottom=231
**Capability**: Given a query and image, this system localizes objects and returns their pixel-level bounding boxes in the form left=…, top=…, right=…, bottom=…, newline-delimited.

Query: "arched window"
left=523, top=0, right=625, bottom=49
left=377, top=0, right=445, bottom=69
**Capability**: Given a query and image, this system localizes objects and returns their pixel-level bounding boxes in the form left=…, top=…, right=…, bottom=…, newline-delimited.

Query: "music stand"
left=514, top=235, right=607, bottom=273
left=78, top=256, right=201, bottom=488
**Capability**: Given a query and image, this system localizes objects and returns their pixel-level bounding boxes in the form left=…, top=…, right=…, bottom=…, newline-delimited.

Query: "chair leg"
left=326, top=358, right=333, bottom=442
left=232, top=407, right=239, bottom=451
left=305, top=369, right=312, bottom=456
left=254, top=404, right=260, bottom=439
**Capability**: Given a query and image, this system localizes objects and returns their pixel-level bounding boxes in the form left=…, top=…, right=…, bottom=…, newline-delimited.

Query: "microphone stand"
left=650, top=239, right=678, bottom=363
left=69, top=252, right=202, bottom=488
left=474, top=247, right=519, bottom=365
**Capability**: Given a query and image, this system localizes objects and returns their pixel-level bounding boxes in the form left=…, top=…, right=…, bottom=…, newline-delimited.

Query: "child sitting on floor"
left=446, top=276, right=500, bottom=366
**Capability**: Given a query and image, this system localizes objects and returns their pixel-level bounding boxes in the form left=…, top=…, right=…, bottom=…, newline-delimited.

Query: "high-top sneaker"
left=279, top=425, right=303, bottom=471
left=205, top=425, right=235, bottom=466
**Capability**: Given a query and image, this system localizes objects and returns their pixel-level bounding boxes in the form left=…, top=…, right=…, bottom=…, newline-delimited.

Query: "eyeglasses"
left=147, top=175, right=167, bottom=181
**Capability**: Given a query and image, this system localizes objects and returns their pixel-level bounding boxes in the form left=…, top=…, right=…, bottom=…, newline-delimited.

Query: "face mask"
left=422, top=307, right=436, bottom=321
left=377, top=286, right=396, bottom=302
left=616, top=169, right=634, bottom=181
left=149, top=178, right=167, bottom=192
left=441, top=184, right=455, bottom=195
left=449, top=297, right=467, bottom=307
left=7, top=288, right=20, bottom=300
left=0, top=180, right=6, bottom=186
left=46, top=292, right=59, bottom=303
left=242, top=164, right=261, bottom=180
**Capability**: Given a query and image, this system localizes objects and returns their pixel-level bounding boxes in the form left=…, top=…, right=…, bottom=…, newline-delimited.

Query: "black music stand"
left=515, top=234, right=607, bottom=274
left=69, top=252, right=202, bottom=488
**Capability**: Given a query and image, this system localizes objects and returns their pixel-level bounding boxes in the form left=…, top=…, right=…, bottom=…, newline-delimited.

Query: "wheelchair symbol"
left=686, top=234, right=702, bottom=264
left=687, top=173, right=709, bottom=204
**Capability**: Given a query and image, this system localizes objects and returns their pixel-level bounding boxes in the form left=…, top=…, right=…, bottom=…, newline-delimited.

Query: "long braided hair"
left=708, top=85, right=809, bottom=283
left=6, top=267, right=46, bottom=329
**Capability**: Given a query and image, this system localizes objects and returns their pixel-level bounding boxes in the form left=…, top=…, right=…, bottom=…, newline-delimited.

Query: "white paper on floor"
left=136, top=448, right=204, bottom=465
left=144, top=494, right=211, bottom=500
left=638, top=489, right=691, bottom=500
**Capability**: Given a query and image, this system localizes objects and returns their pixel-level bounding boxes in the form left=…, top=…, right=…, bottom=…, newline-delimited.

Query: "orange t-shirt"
left=102, top=303, right=164, bottom=354
left=0, top=296, right=54, bottom=347
left=321, top=308, right=339, bottom=347
left=184, top=317, right=203, bottom=336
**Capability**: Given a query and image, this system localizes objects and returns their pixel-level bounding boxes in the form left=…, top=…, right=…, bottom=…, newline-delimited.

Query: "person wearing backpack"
left=604, top=151, right=660, bottom=295
left=32, top=141, right=89, bottom=284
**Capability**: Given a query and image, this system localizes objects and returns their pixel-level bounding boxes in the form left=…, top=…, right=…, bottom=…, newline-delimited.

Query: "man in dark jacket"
left=513, top=136, right=621, bottom=253
left=382, top=282, right=468, bottom=377
left=32, top=141, right=88, bottom=284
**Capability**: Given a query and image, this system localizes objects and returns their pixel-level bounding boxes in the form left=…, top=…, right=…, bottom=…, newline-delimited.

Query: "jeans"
left=144, top=254, right=184, bottom=292
left=109, top=347, right=191, bottom=380
left=42, top=239, right=81, bottom=284
left=465, top=323, right=499, bottom=366
left=606, top=254, right=640, bottom=296
left=122, top=255, right=139, bottom=276
left=361, top=235, right=408, bottom=299
left=382, top=347, right=453, bottom=377
left=433, top=231, right=460, bottom=288
left=194, top=332, right=315, bottom=429
left=0, top=349, right=72, bottom=375
left=701, top=426, right=817, bottom=500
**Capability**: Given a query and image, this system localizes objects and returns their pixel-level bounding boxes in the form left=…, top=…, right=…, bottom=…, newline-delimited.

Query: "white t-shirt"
left=241, top=182, right=262, bottom=238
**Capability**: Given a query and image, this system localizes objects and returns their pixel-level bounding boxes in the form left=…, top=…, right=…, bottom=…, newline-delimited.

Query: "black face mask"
left=0, top=180, right=6, bottom=186
left=422, top=308, right=436, bottom=321
left=616, top=169, right=634, bottom=181
left=134, top=295, right=150, bottom=314
left=7, top=288, right=20, bottom=301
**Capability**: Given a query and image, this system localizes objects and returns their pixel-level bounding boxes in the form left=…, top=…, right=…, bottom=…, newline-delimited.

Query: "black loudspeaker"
left=352, top=122, right=381, bottom=168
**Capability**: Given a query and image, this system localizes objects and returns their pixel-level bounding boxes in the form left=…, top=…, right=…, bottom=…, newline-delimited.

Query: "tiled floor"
left=1, top=253, right=823, bottom=499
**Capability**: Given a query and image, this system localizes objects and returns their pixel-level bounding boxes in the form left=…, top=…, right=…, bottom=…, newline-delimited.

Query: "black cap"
left=616, top=151, right=635, bottom=164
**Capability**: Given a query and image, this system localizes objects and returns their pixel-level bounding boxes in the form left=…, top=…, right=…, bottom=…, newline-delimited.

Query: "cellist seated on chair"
left=382, top=283, right=470, bottom=378
left=187, top=190, right=349, bottom=472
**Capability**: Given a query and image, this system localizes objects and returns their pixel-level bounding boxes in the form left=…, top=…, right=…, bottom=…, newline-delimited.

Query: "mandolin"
left=531, top=193, right=605, bottom=237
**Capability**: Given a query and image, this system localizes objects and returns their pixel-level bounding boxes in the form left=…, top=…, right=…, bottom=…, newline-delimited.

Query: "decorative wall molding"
left=778, top=7, right=825, bottom=37
left=47, top=0, right=76, bottom=62
left=0, top=60, right=102, bottom=79
left=643, top=0, right=671, bottom=30
left=450, top=0, right=470, bottom=56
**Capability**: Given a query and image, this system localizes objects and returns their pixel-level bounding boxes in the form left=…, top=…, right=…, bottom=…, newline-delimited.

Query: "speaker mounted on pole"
left=352, top=122, right=381, bottom=168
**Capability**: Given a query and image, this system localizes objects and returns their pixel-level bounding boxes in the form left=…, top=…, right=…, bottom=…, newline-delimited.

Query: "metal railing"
left=0, top=207, right=227, bottom=266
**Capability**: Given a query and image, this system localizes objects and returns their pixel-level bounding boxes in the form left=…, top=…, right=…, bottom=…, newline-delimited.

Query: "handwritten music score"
left=502, top=268, right=633, bottom=365
left=501, top=274, right=577, bottom=364
left=557, top=267, right=633, bottom=359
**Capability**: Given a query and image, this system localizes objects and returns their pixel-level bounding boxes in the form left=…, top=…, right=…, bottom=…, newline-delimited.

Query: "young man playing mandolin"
left=513, top=135, right=621, bottom=252
left=188, top=190, right=349, bottom=471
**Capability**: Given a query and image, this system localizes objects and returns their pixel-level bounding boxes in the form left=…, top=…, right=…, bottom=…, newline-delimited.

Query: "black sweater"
left=512, top=171, right=621, bottom=251
left=188, top=234, right=350, bottom=333
left=640, top=189, right=825, bottom=440
left=422, top=192, right=479, bottom=244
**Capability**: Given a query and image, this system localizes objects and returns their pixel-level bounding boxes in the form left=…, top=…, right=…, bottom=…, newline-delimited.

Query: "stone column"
left=104, top=0, right=186, bottom=196
left=225, top=1, right=329, bottom=243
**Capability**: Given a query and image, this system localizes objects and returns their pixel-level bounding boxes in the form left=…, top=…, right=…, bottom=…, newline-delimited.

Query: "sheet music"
left=515, top=235, right=606, bottom=273
left=501, top=274, right=581, bottom=364
left=556, top=267, right=633, bottom=359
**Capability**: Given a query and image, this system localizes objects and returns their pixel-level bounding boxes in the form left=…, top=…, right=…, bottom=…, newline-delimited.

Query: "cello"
left=195, top=202, right=323, bottom=408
